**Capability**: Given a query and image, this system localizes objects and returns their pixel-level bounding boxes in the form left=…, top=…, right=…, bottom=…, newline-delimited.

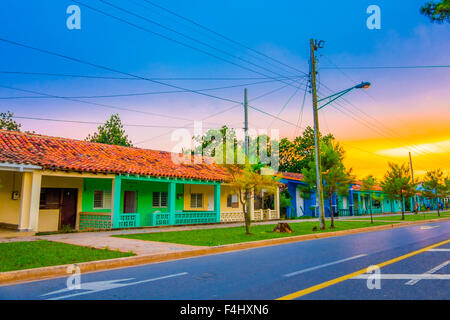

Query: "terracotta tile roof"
left=351, top=181, right=382, bottom=191
left=0, top=130, right=230, bottom=182
left=279, top=171, right=305, bottom=182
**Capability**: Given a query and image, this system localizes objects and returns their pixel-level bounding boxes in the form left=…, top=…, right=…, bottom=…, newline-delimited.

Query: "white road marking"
left=428, top=249, right=450, bottom=252
left=283, top=254, right=367, bottom=277
left=420, top=225, right=440, bottom=230
left=405, top=260, right=450, bottom=285
left=353, top=274, right=450, bottom=280
left=41, top=272, right=188, bottom=300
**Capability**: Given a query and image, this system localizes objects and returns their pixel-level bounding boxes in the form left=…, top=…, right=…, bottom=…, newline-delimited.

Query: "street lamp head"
left=355, top=82, right=371, bottom=89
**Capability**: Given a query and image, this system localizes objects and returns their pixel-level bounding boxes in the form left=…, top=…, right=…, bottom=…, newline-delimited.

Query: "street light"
left=317, top=82, right=371, bottom=110
left=312, top=79, right=371, bottom=228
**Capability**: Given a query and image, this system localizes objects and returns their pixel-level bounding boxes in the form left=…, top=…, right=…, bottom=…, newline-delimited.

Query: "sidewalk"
left=0, top=211, right=440, bottom=256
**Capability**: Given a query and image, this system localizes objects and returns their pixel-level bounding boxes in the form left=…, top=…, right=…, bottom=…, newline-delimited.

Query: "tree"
left=225, top=163, right=279, bottom=234
left=381, top=163, right=417, bottom=220
left=361, top=175, right=378, bottom=224
left=444, top=176, right=450, bottom=209
left=279, top=126, right=335, bottom=173
left=86, top=114, right=133, bottom=147
left=0, top=111, right=21, bottom=131
left=422, top=169, right=446, bottom=216
left=421, top=0, right=450, bottom=23
left=192, top=125, right=276, bottom=168
left=301, top=139, right=354, bottom=229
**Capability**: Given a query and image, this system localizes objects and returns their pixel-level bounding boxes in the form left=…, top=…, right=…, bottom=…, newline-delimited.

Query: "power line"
left=12, top=116, right=220, bottom=129
left=321, top=65, right=450, bottom=70
left=136, top=0, right=307, bottom=77
left=268, top=78, right=306, bottom=128
left=73, top=0, right=302, bottom=89
left=317, top=57, right=442, bottom=158
left=320, top=55, right=445, bottom=157
left=317, top=89, right=446, bottom=167
left=0, top=37, right=241, bottom=104
left=0, top=76, right=303, bottom=100
left=0, top=70, right=301, bottom=81
left=293, top=82, right=309, bottom=137
left=135, top=77, right=302, bottom=145
left=0, top=84, right=219, bottom=124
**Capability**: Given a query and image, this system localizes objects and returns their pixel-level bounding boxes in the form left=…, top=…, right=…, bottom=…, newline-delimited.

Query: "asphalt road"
left=0, top=221, right=449, bottom=300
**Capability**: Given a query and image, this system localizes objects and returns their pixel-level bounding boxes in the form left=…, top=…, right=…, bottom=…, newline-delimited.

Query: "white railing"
left=220, top=209, right=279, bottom=222
left=221, top=211, right=245, bottom=222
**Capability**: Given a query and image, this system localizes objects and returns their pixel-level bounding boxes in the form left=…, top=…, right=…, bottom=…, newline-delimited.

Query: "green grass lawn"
left=114, top=220, right=398, bottom=247
left=0, top=240, right=134, bottom=272
left=354, top=211, right=450, bottom=222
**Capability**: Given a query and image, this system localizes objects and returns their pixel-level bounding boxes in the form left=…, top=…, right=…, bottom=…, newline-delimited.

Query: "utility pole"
left=244, top=88, right=249, bottom=164
left=310, top=39, right=326, bottom=229
left=244, top=88, right=252, bottom=228
left=409, top=151, right=417, bottom=213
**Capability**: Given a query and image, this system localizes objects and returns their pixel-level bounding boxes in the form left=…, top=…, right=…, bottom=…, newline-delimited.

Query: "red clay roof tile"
left=0, top=130, right=229, bottom=182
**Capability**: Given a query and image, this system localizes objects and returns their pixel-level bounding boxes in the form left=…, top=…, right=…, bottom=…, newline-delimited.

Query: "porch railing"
left=150, top=212, right=170, bottom=226
left=79, top=212, right=112, bottom=230
left=337, top=208, right=351, bottom=216
left=220, top=209, right=279, bottom=222
left=150, top=211, right=218, bottom=226
left=221, top=211, right=245, bottom=222
left=119, top=213, right=140, bottom=228
left=174, top=211, right=217, bottom=225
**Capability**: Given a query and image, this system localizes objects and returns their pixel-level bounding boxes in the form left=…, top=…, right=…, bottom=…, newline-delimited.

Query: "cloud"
left=377, top=139, right=450, bottom=157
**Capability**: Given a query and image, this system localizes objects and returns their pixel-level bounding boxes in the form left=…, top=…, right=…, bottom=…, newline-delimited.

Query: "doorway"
left=60, top=189, right=78, bottom=230
left=123, top=191, right=137, bottom=213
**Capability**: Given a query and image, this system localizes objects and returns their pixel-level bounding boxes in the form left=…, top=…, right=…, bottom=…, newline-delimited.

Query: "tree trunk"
left=239, top=189, right=251, bottom=235
left=401, top=195, right=405, bottom=220
left=437, top=197, right=440, bottom=216
left=329, top=195, right=335, bottom=228
left=369, top=193, right=373, bottom=224
left=273, top=222, right=293, bottom=233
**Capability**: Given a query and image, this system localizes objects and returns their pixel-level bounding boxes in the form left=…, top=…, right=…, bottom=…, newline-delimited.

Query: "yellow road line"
left=276, top=238, right=450, bottom=300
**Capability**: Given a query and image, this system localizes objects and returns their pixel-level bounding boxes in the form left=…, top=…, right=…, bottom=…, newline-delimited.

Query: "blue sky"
left=0, top=0, right=449, bottom=177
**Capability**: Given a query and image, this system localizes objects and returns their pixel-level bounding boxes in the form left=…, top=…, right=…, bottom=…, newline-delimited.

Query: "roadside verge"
left=1, top=217, right=449, bottom=285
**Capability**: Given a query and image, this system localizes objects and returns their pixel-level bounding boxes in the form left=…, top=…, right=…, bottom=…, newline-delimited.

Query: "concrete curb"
left=1, top=217, right=449, bottom=285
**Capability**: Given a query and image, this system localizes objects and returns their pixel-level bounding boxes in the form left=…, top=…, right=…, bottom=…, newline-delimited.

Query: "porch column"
left=168, top=181, right=176, bottom=225
left=214, top=184, right=221, bottom=222
left=348, top=187, right=354, bottom=216
left=112, top=175, right=122, bottom=228
left=287, top=183, right=297, bottom=217
left=18, top=172, right=40, bottom=231
left=18, top=172, right=42, bottom=232
left=357, top=192, right=361, bottom=215
left=28, top=172, right=42, bottom=231
left=274, top=186, right=280, bottom=219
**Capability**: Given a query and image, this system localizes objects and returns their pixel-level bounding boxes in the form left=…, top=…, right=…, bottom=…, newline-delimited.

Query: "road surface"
left=0, top=220, right=449, bottom=300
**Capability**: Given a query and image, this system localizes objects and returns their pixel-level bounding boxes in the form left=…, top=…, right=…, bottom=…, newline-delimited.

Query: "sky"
left=0, top=0, right=449, bottom=179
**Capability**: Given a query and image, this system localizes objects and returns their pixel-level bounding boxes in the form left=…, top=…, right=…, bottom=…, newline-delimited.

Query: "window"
left=190, top=193, right=203, bottom=209
left=153, top=191, right=168, bottom=208
left=227, top=194, right=239, bottom=208
left=40, top=188, right=61, bottom=209
left=93, top=190, right=112, bottom=209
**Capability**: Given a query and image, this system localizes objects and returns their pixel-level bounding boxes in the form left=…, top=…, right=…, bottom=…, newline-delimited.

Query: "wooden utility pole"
left=409, top=151, right=417, bottom=213
left=310, top=39, right=326, bottom=229
left=244, top=88, right=252, bottom=226
left=244, top=88, right=249, bottom=164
